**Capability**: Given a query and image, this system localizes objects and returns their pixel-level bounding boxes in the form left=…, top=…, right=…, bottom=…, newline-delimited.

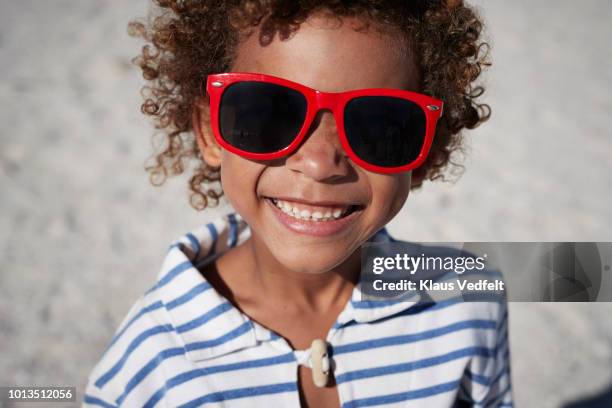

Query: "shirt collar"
left=154, top=213, right=418, bottom=362
left=342, top=229, right=421, bottom=326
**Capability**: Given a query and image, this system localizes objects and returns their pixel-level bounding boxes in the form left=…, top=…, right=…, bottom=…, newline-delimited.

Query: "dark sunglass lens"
left=219, top=81, right=307, bottom=154
left=344, top=96, right=426, bottom=167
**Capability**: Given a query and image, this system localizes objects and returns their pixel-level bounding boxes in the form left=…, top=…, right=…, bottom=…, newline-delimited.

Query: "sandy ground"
left=1, top=1, right=611, bottom=407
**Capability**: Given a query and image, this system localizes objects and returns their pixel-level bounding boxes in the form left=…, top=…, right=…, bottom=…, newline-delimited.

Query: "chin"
left=274, top=247, right=353, bottom=275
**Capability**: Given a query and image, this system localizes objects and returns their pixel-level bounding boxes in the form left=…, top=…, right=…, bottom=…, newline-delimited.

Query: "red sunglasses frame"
left=204, top=72, right=443, bottom=174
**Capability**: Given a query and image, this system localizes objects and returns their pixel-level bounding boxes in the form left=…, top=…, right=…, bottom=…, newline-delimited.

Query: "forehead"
left=230, top=12, right=420, bottom=92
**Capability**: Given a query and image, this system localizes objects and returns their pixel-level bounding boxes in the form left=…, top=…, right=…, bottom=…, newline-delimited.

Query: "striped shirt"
left=83, top=213, right=512, bottom=407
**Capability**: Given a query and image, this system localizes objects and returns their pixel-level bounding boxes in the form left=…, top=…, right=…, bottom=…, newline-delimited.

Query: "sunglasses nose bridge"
left=314, top=90, right=339, bottom=112
left=310, top=90, right=344, bottom=139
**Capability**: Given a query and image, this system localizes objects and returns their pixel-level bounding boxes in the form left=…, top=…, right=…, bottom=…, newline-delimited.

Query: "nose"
left=285, top=110, right=351, bottom=182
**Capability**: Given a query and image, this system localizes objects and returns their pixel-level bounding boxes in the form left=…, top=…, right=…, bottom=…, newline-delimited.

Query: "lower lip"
left=266, top=199, right=363, bottom=237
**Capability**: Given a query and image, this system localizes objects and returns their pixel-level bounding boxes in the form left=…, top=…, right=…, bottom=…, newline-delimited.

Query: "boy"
left=84, top=1, right=511, bottom=407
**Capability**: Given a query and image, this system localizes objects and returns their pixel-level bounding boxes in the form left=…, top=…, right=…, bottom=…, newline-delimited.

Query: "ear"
left=192, top=96, right=222, bottom=167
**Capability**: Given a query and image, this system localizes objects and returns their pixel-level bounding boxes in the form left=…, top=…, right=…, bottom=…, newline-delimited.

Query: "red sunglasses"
left=204, top=72, right=443, bottom=174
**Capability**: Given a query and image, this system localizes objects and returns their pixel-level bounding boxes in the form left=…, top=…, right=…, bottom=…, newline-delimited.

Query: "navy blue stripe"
left=351, top=298, right=405, bottom=309
left=95, top=324, right=174, bottom=388
left=108, top=281, right=214, bottom=352
left=115, top=347, right=186, bottom=406
left=145, top=261, right=193, bottom=294
left=167, top=243, right=183, bottom=251
left=484, top=382, right=512, bottom=408
left=464, top=369, right=490, bottom=386
left=340, top=297, right=503, bottom=330
left=342, top=380, right=458, bottom=408
left=334, top=319, right=496, bottom=356
left=336, top=346, right=493, bottom=384
left=106, top=300, right=164, bottom=350
left=496, top=327, right=509, bottom=352
left=205, top=222, right=218, bottom=257
left=178, top=382, right=297, bottom=408
left=184, top=321, right=252, bottom=352
left=497, top=308, right=508, bottom=330
left=495, top=310, right=509, bottom=354
left=496, top=312, right=508, bottom=349
left=466, top=362, right=511, bottom=407
left=227, top=214, right=238, bottom=247
left=176, top=302, right=233, bottom=333
left=145, top=284, right=156, bottom=295
left=185, top=232, right=201, bottom=259
left=483, top=363, right=511, bottom=401
left=142, top=353, right=296, bottom=408
left=488, top=366, right=509, bottom=393
left=165, top=282, right=211, bottom=310
left=336, top=297, right=465, bottom=329
left=84, top=394, right=117, bottom=408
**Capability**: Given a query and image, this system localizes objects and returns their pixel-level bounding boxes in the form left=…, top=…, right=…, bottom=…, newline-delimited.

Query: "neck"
left=244, top=233, right=361, bottom=313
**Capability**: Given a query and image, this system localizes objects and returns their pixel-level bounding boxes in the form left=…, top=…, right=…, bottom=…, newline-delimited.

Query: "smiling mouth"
left=264, top=197, right=363, bottom=222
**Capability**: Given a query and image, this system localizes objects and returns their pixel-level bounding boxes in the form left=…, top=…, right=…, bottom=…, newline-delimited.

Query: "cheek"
left=221, top=156, right=256, bottom=213
left=370, top=172, right=411, bottom=224
left=219, top=154, right=261, bottom=216
left=393, top=174, right=411, bottom=213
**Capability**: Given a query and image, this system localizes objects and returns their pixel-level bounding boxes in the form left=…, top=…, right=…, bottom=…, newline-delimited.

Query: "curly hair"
left=128, top=0, right=491, bottom=211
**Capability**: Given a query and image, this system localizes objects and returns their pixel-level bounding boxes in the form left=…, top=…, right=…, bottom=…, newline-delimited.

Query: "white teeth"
left=270, top=199, right=351, bottom=222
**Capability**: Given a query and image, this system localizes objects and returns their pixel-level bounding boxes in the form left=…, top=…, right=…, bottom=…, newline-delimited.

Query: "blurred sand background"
left=1, top=1, right=611, bottom=407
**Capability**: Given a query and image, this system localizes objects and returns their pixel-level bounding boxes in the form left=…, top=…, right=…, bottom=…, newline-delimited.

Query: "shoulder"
left=83, top=215, right=253, bottom=406
left=366, top=230, right=509, bottom=338
left=83, top=288, right=184, bottom=407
